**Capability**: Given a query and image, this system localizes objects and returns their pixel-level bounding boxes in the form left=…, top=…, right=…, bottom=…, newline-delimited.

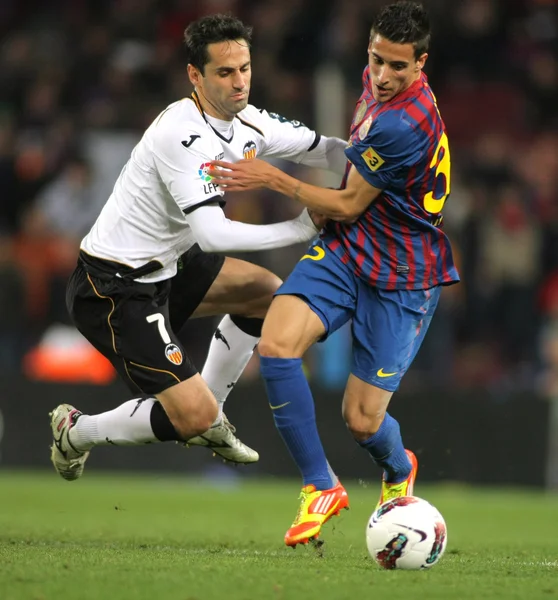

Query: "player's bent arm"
left=211, top=159, right=382, bottom=221
left=288, top=164, right=382, bottom=220
left=184, top=203, right=319, bottom=253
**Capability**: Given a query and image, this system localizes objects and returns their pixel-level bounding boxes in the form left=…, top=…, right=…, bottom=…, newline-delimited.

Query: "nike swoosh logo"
left=393, top=523, right=427, bottom=541
left=377, top=368, right=397, bottom=378
left=181, top=135, right=200, bottom=148
left=269, top=402, right=290, bottom=410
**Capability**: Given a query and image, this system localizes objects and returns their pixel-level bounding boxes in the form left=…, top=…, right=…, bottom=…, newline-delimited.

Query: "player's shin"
left=356, top=412, right=412, bottom=483
left=201, top=314, right=261, bottom=423
left=260, top=356, right=335, bottom=490
left=69, top=398, right=180, bottom=451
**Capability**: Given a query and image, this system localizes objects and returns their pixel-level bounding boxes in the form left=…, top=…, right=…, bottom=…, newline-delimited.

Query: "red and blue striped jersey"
left=322, top=67, right=459, bottom=290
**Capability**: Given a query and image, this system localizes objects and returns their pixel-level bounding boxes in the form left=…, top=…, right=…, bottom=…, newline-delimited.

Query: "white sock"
left=201, top=315, right=259, bottom=424
left=70, top=398, right=159, bottom=451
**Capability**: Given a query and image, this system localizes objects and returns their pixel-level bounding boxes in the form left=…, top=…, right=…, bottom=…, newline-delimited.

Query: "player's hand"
left=210, top=159, right=278, bottom=191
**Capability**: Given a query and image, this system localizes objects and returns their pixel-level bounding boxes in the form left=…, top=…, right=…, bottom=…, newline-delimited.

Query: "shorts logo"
left=361, top=147, right=385, bottom=171
left=198, top=163, right=213, bottom=182
left=165, top=344, right=183, bottom=365
left=377, top=368, right=397, bottom=378
left=243, top=141, right=257, bottom=159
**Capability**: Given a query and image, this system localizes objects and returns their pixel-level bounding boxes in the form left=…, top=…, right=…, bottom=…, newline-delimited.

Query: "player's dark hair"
left=184, top=14, right=252, bottom=75
left=370, top=1, right=430, bottom=59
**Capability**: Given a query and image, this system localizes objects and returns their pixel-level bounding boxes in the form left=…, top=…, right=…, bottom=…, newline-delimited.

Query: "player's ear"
left=416, top=53, right=428, bottom=72
left=187, top=64, right=201, bottom=87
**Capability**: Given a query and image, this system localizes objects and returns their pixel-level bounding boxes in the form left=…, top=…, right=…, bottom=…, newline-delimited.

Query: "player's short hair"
left=184, top=14, right=253, bottom=74
left=370, top=1, right=431, bottom=59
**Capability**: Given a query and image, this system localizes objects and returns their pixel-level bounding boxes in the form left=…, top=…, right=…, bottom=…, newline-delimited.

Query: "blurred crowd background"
left=0, top=0, right=557, bottom=397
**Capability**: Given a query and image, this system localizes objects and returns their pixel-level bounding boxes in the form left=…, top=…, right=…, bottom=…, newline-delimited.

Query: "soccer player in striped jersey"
left=211, top=1, right=459, bottom=546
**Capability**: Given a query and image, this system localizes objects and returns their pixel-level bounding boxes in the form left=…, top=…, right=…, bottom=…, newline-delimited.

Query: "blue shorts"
left=276, top=241, right=441, bottom=392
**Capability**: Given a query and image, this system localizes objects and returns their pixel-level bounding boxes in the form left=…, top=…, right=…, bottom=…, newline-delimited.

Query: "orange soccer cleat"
left=284, top=481, right=349, bottom=547
left=376, top=449, right=418, bottom=509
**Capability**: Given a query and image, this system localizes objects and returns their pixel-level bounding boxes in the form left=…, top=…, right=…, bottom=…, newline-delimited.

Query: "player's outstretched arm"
left=210, top=159, right=381, bottom=221
left=185, top=203, right=320, bottom=253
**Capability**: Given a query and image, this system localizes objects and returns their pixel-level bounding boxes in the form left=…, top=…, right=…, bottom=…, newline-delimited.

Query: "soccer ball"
left=366, top=496, right=447, bottom=570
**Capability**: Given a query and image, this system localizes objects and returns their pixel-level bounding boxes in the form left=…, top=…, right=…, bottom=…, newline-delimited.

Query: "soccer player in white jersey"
left=49, top=14, right=348, bottom=480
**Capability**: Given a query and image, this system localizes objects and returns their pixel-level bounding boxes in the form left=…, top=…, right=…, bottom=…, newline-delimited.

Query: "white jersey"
left=81, top=93, right=344, bottom=282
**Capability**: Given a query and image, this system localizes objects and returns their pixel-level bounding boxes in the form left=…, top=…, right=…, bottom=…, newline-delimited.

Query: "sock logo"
left=214, top=328, right=230, bottom=350
left=165, top=343, right=183, bottom=365
left=269, top=401, right=290, bottom=410
left=130, top=398, right=146, bottom=417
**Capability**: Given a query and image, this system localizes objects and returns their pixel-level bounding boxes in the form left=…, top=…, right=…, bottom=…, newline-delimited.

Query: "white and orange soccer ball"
left=366, top=496, right=447, bottom=570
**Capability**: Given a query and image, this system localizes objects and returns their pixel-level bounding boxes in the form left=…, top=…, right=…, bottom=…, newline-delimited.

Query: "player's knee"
left=261, top=271, right=283, bottom=296
left=342, top=404, right=385, bottom=440
left=258, top=335, right=295, bottom=358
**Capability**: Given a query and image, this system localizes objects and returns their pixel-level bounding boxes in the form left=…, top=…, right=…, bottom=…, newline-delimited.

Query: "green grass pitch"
left=0, top=470, right=557, bottom=600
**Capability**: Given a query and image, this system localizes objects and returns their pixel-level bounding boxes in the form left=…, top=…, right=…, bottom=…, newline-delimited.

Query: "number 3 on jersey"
left=423, top=132, right=451, bottom=214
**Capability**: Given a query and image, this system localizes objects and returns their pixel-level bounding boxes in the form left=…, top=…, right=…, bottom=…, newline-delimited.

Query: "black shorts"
left=66, top=245, right=225, bottom=395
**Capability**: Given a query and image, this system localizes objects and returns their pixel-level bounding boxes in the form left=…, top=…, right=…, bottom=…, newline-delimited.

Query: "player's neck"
left=194, top=89, right=234, bottom=122
left=393, top=72, right=422, bottom=100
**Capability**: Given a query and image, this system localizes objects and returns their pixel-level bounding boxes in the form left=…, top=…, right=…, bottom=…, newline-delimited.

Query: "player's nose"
left=378, top=66, right=389, bottom=84
left=232, top=71, right=247, bottom=89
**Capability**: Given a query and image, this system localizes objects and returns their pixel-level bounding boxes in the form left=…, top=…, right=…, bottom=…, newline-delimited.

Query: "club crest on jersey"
left=358, top=115, right=373, bottom=140
left=354, top=100, right=367, bottom=124
left=361, top=147, right=385, bottom=171
left=243, top=141, right=257, bottom=160
left=165, top=343, right=183, bottom=365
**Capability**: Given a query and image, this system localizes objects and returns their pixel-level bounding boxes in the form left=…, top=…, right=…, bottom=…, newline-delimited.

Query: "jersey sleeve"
left=345, top=112, right=425, bottom=190
left=251, top=107, right=320, bottom=162
left=151, top=122, right=224, bottom=213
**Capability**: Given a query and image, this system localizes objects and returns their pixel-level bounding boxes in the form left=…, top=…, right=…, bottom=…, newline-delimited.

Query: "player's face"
left=368, top=34, right=427, bottom=103
left=188, top=39, right=251, bottom=120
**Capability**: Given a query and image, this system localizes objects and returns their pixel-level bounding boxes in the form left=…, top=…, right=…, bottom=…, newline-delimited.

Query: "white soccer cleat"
left=49, top=404, right=90, bottom=481
left=186, top=413, right=259, bottom=464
